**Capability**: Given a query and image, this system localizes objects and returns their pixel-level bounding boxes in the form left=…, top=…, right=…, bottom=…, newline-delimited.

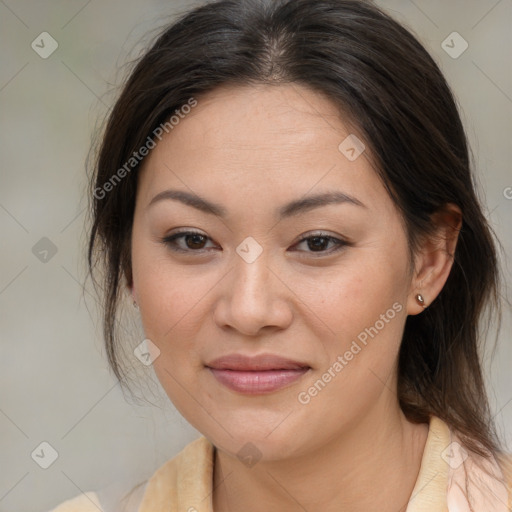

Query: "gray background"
left=0, top=1, right=511, bottom=511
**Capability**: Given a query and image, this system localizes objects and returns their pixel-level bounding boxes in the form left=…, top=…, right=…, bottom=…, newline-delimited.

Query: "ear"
left=406, top=203, right=462, bottom=315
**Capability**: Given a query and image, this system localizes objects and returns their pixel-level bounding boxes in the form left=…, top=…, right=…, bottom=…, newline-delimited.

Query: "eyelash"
left=160, top=230, right=348, bottom=257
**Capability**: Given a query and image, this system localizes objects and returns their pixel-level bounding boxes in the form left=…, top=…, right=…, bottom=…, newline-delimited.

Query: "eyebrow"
left=147, top=189, right=366, bottom=219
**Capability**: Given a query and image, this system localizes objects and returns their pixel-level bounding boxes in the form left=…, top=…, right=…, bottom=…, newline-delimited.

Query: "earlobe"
left=407, top=289, right=430, bottom=315
left=415, top=293, right=427, bottom=309
left=407, top=203, right=462, bottom=315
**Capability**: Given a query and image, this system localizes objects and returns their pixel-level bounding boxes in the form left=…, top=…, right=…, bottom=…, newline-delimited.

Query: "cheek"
left=138, top=269, right=209, bottom=417
left=297, top=244, right=409, bottom=394
left=293, top=281, right=406, bottom=436
left=133, top=250, right=215, bottom=341
left=296, top=254, right=407, bottom=342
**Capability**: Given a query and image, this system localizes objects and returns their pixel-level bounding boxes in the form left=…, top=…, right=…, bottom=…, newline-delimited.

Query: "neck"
left=212, top=398, right=429, bottom=512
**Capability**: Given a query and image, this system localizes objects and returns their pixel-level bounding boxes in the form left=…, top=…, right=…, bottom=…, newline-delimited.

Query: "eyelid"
left=290, top=231, right=348, bottom=256
left=160, top=229, right=349, bottom=256
left=160, top=229, right=216, bottom=253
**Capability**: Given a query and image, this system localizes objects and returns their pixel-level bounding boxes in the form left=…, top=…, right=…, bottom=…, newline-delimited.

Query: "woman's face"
left=131, top=83, right=418, bottom=461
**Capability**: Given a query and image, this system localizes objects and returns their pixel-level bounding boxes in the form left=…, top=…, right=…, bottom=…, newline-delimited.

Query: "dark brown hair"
left=87, top=0, right=507, bottom=460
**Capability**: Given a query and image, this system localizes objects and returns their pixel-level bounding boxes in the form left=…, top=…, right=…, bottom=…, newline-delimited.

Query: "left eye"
left=291, top=233, right=347, bottom=255
left=160, top=231, right=347, bottom=255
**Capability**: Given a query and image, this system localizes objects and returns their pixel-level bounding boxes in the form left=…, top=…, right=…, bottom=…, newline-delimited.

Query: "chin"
left=198, top=414, right=308, bottom=463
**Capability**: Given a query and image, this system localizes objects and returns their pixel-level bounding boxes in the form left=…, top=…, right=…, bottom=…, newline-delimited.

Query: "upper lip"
left=206, top=353, right=310, bottom=371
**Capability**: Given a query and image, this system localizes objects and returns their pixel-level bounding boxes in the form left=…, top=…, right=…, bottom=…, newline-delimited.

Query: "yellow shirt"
left=49, top=415, right=512, bottom=512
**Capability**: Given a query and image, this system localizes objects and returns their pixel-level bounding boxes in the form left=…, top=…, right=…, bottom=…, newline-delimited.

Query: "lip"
left=206, top=353, right=311, bottom=394
left=206, top=353, right=310, bottom=371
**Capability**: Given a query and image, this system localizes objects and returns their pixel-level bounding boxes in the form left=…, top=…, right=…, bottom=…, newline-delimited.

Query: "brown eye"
left=291, top=232, right=348, bottom=256
left=184, top=233, right=207, bottom=249
left=161, top=231, right=216, bottom=253
left=306, top=236, right=331, bottom=252
left=160, top=230, right=347, bottom=257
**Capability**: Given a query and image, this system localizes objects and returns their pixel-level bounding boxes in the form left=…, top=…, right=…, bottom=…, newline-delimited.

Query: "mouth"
left=205, top=353, right=311, bottom=394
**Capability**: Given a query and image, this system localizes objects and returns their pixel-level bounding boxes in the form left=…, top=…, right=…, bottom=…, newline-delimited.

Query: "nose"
left=212, top=247, right=293, bottom=336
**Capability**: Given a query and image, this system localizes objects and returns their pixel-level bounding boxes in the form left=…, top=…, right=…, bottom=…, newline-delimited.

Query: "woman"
left=51, top=0, right=512, bottom=510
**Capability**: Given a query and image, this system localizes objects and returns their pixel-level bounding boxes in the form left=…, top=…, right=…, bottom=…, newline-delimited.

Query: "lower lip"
left=208, top=368, right=310, bottom=394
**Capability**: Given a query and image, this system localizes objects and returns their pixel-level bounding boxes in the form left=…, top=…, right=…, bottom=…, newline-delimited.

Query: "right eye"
left=160, top=230, right=219, bottom=253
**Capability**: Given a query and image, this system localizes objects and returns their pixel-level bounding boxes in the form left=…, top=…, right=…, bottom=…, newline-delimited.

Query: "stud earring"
left=415, top=293, right=427, bottom=308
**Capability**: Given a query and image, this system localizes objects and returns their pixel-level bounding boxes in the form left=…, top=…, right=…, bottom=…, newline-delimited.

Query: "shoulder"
left=147, top=435, right=213, bottom=484
left=47, top=482, right=148, bottom=512
left=47, top=437, right=213, bottom=512
left=47, top=491, right=102, bottom=512
left=425, top=417, right=512, bottom=510
left=447, top=431, right=512, bottom=511
left=136, top=436, right=214, bottom=511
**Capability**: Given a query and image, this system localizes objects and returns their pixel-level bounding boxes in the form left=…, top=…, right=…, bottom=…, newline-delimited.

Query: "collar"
left=138, top=415, right=511, bottom=512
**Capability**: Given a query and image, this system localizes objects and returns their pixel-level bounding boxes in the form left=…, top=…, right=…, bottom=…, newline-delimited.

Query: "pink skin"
left=130, top=83, right=461, bottom=512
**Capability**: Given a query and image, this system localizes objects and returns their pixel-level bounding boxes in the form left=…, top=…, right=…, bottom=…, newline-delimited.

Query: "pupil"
left=187, top=234, right=205, bottom=249
left=309, top=236, right=328, bottom=251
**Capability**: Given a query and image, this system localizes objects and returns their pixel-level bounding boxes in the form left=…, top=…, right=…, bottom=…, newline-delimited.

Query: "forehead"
left=163, top=83, right=351, bottom=154
left=137, top=83, right=389, bottom=216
